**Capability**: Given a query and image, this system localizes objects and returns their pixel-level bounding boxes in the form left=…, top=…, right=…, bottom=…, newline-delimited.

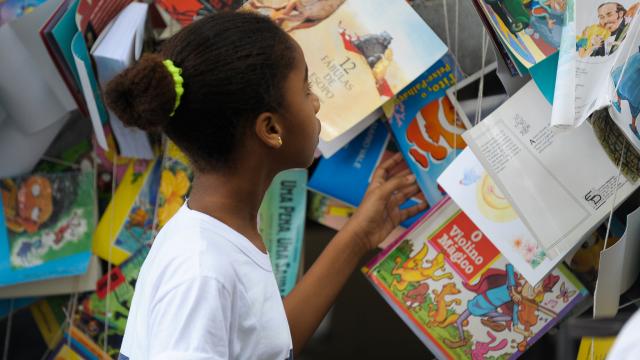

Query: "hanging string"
left=474, top=29, right=490, bottom=126
left=41, top=156, right=82, bottom=170
left=2, top=300, right=14, bottom=360
left=151, top=136, right=169, bottom=239
left=103, top=152, right=119, bottom=354
left=442, top=0, right=451, bottom=51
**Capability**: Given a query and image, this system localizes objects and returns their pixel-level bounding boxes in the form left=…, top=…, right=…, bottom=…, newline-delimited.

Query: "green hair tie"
left=162, top=59, right=184, bottom=117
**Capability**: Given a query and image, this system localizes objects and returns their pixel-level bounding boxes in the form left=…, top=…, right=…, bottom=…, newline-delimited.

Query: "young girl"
left=105, top=11, right=424, bottom=360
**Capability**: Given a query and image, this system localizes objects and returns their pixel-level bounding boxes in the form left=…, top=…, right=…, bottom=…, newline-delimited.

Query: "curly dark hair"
left=105, top=11, right=297, bottom=172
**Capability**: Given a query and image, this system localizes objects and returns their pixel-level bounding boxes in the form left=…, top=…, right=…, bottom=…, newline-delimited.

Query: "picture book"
left=48, top=327, right=111, bottom=360
left=307, top=190, right=406, bottom=249
left=438, top=148, right=559, bottom=286
left=154, top=141, right=193, bottom=233
left=551, top=0, right=640, bottom=132
left=245, top=0, right=447, bottom=142
left=462, top=81, right=639, bottom=258
left=259, top=169, right=308, bottom=296
left=0, top=170, right=96, bottom=287
left=31, top=295, right=71, bottom=349
left=308, top=120, right=426, bottom=228
left=94, top=159, right=160, bottom=265
left=472, top=0, right=566, bottom=71
left=156, top=0, right=245, bottom=26
left=363, top=196, right=587, bottom=359
left=385, top=53, right=467, bottom=206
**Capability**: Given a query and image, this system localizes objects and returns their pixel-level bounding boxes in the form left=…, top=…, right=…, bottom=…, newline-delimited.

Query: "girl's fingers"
left=375, top=172, right=416, bottom=199
left=389, top=184, right=421, bottom=208
left=370, top=153, right=404, bottom=185
left=398, top=201, right=428, bottom=221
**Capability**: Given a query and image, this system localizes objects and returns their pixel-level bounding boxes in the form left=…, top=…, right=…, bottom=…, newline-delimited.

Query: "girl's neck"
left=187, top=164, right=276, bottom=254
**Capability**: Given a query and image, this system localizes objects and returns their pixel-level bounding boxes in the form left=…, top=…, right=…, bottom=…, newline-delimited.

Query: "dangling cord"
left=151, top=136, right=169, bottom=239
left=2, top=300, right=14, bottom=360
left=103, top=152, right=118, bottom=355
left=442, top=0, right=452, bottom=51
left=474, top=29, right=490, bottom=127
left=41, top=156, right=81, bottom=170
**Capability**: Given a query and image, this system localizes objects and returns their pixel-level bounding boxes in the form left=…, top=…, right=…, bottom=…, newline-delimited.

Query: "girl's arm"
left=283, top=154, right=426, bottom=354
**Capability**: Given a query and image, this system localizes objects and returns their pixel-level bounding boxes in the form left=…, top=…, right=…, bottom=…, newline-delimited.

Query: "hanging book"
left=363, top=197, right=587, bottom=359
left=245, top=0, right=447, bottom=142
left=0, top=170, right=96, bottom=287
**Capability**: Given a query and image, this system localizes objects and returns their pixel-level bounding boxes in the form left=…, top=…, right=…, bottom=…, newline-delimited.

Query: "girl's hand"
left=343, top=153, right=428, bottom=252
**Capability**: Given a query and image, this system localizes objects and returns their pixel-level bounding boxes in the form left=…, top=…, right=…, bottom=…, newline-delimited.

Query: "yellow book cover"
left=93, top=159, right=157, bottom=265
left=154, top=141, right=193, bottom=232
left=577, top=336, right=616, bottom=360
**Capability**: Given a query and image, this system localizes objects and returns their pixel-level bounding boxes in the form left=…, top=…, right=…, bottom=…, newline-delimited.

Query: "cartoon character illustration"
left=612, top=46, right=640, bottom=138
left=467, top=331, right=509, bottom=360
left=14, top=238, right=44, bottom=266
left=249, top=0, right=346, bottom=32
left=578, top=2, right=639, bottom=57
left=405, top=97, right=466, bottom=169
left=403, top=283, right=430, bottom=310
left=444, top=264, right=519, bottom=348
left=391, top=243, right=453, bottom=291
left=576, top=25, right=611, bottom=58
left=556, top=281, right=577, bottom=304
left=525, top=0, right=566, bottom=48
left=485, top=0, right=532, bottom=34
left=512, top=273, right=559, bottom=351
left=338, top=22, right=395, bottom=97
left=427, top=282, right=462, bottom=328
left=1, top=176, right=53, bottom=234
left=476, top=174, right=518, bottom=223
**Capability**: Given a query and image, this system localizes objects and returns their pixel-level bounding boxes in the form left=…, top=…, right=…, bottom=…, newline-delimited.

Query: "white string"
left=104, top=152, right=118, bottom=354
left=442, top=0, right=451, bottom=50
left=474, top=29, right=489, bottom=126
left=41, top=156, right=81, bottom=170
left=2, top=300, right=13, bottom=360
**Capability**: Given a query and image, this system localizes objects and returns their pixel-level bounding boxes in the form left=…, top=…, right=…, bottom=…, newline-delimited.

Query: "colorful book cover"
left=258, top=169, right=308, bottom=296
left=385, top=53, right=467, bottom=206
left=363, top=197, right=587, bottom=359
left=308, top=120, right=426, bottom=228
left=80, top=244, right=150, bottom=334
left=48, top=327, right=111, bottom=360
left=308, top=191, right=355, bottom=231
left=157, top=0, right=245, bottom=26
left=93, top=159, right=160, bottom=265
left=0, top=171, right=96, bottom=287
left=438, top=148, right=557, bottom=287
left=473, top=0, right=566, bottom=70
left=246, top=0, right=447, bottom=142
left=154, top=141, right=193, bottom=233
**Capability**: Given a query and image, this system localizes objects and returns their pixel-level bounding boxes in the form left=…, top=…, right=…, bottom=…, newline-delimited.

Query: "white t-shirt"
left=119, top=203, right=293, bottom=360
left=608, top=310, right=640, bottom=359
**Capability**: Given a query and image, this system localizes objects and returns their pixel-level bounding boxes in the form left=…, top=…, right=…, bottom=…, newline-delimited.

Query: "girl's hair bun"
left=104, top=53, right=176, bottom=132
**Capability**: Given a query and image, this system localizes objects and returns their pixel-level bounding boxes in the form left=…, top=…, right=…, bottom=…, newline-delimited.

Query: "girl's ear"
left=254, top=112, right=284, bottom=149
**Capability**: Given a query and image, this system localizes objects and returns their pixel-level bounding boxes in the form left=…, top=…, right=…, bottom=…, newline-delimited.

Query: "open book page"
left=438, top=148, right=559, bottom=286
left=565, top=0, right=640, bottom=127
left=463, top=82, right=639, bottom=258
left=550, top=0, right=576, bottom=127
left=608, top=16, right=640, bottom=152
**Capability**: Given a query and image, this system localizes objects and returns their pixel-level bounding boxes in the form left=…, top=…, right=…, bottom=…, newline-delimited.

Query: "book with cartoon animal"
left=0, top=170, right=96, bottom=287
left=462, top=82, right=639, bottom=259
left=438, top=148, right=561, bottom=286
left=384, top=53, right=467, bottom=207
left=308, top=120, right=427, bottom=228
left=244, top=0, right=447, bottom=142
left=258, top=169, right=308, bottom=296
left=363, top=196, right=587, bottom=359
left=94, top=159, right=160, bottom=265
left=471, top=0, right=567, bottom=72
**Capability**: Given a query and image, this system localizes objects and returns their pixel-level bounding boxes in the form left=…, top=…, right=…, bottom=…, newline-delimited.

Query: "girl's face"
left=279, top=41, right=321, bottom=168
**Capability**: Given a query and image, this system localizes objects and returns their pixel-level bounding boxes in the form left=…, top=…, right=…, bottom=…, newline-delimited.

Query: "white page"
left=10, top=0, right=76, bottom=114
left=438, top=148, right=560, bottom=285
left=463, top=82, right=639, bottom=258
left=317, top=109, right=381, bottom=158
left=594, top=206, right=640, bottom=318
left=91, top=2, right=153, bottom=159
left=0, top=25, right=68, bottom=135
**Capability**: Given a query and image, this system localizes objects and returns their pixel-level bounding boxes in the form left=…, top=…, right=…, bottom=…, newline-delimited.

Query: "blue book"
left=385, top=54, right=466, bottom=206
left=309, top=120, right=426, bottom=228
left=0, top=171, right=96, bottom=287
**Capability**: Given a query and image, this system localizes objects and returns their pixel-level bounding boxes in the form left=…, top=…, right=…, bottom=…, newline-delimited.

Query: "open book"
left=463, top=81, right=639, bottom=259
left=552, top=0, right=640, bottom=154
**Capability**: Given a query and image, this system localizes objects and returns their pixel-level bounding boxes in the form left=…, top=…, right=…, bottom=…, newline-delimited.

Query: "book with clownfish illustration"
left=363, top=196, right=587, bottom=359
